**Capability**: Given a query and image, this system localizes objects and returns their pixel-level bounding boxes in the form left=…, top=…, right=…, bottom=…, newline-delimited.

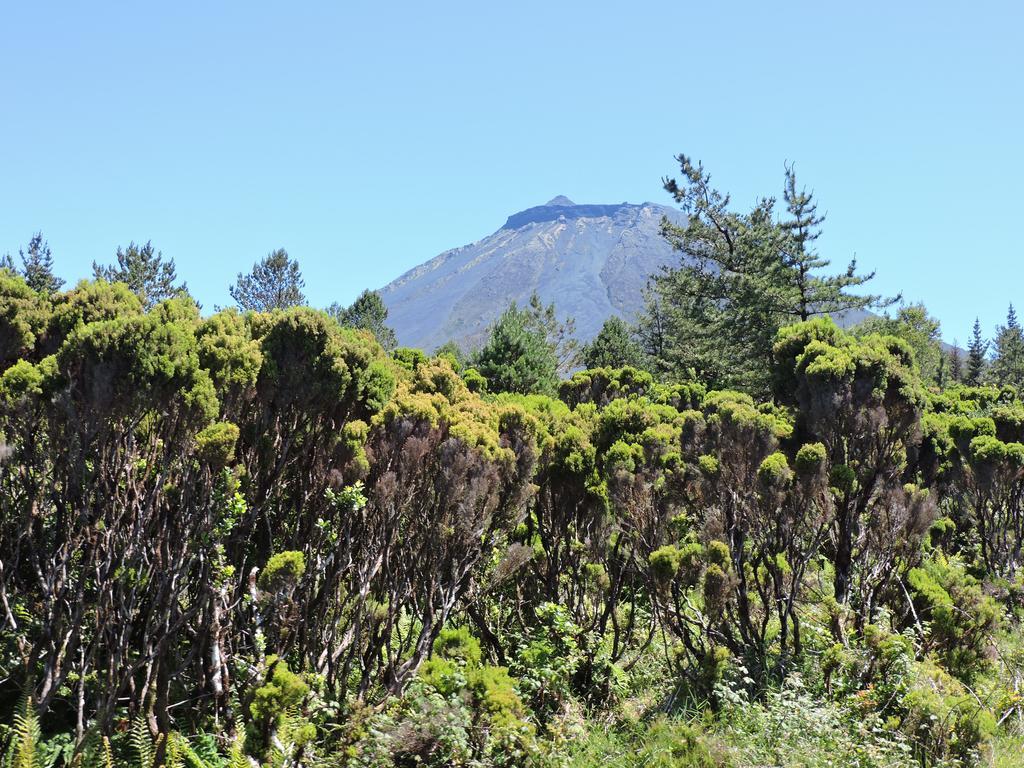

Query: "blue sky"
left=2, top=1, right=1021, bottom=342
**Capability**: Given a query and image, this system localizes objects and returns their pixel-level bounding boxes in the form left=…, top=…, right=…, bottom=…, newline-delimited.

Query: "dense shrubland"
left=4, top=163, right=1024, bottom=766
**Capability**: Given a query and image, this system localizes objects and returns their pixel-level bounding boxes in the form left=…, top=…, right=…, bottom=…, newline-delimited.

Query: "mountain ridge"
left=379, top=197, right=688, bottom=352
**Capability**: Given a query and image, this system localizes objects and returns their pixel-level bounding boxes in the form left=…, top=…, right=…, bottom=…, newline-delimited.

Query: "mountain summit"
left=379, top=197, right=688, bottom=352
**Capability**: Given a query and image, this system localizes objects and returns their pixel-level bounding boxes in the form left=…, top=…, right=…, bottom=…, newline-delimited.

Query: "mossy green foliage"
left=756, top=452, right=791, bottom=487
left=194, top=421, right=240, bottom=466
left=794, top=441, right=826, bottom=475
left=377, top=357, right=519, bottom=465
left=258, top=550, right=306, bottom=593
left=908, top=554, right=1001, bottom=683
left=773, top=317, right=927, bottom=417
left=0, top=270, right=50, bottom=369
left=256, top=307, right=395, bottom=417
left=249, top=656, right=309, bottom=725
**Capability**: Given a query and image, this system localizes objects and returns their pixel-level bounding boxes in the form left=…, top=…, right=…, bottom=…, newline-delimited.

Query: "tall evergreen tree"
left=93, top=241, right=185, bottom=309
left=19, top=233, right=63, bottom=294
left=644, top=155, right=888, bottom=393
left=0, top=233, right=63, bottom=294
left=990, top=304, right=1024, bottom=390
left=780, top=166, right=890, bottom=321
left=965, top=317, right=988, bottom=386
left=582, top=315, right=643, bottom=369
left=948, top=341, right=963, bottom=384
left=230, top=249, right=306, bottom=312
left=329, top=289, right=397, bottom=351
left=525, top=292, right=579, bottom=373
left=471, top=300, right=559, bottom=395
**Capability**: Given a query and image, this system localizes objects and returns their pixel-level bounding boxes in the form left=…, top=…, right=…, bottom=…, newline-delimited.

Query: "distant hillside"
left=379, top=196, right=878, bottom=353
left=379, top=197, right=687, bottom=352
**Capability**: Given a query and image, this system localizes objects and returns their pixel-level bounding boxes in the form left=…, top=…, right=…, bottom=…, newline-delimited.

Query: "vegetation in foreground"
left=2, top=156, right=1024, bottom=767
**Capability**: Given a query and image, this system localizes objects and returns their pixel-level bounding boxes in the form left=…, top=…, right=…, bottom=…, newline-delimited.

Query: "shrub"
left=258, top=550, right=306, bottom=593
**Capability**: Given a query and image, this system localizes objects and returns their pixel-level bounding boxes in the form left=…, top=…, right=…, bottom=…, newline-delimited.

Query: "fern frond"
left=6, top=697, right=42, bottom=768
left=166, top=734, right=217, bottom=768
left=226, top=736, right=249, bottom=768
left=130, top=719, right=154, bottom=768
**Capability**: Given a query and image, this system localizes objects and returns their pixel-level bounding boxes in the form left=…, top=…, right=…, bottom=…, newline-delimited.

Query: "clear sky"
left=2, top=1, right=1021, bottom=342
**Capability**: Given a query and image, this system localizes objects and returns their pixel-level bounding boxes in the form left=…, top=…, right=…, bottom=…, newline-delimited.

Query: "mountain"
left=379, top=197, right=688, bottom=353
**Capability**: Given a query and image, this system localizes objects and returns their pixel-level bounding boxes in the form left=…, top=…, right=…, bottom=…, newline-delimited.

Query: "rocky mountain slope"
left=379, top=197, right=687, bottom=352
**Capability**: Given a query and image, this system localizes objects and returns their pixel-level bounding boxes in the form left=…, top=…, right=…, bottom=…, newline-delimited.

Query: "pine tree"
left=582, top=315, right=643, bottom=369
left=990, top=304, right=1024, bottom=390
left=19, top=233, right=63, bottom=294
left=526, top=292, right=579, bottom=373
left=329, top=289, right=397, bottom=350
left=948, top=341, right=963, bottom=384
left=471, top=300, right=559, bottom=395
left=0, top=233, right=64, bottom=294
left=781, top=166, right=892, bottom=321
left=93, top=241, right=185, bottom=309
left=230, top=249, right=305, bottom=312
left=966, top=318, right=988, bottom=386
left=645, top=155, right=889, bottom=393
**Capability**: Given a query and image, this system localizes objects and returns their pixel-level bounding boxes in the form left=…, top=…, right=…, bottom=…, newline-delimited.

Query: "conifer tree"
left=526, top=292, right=579, bottom=373
left=230, top=249, right=305, bottom=312
left=948, top=341, right=963, bottom=384
left=582, top=315, right=643, bottom=369
left=93, top=241, right=185, bottom=309
left=1, top=233, right=64, bottom=294
left=19, top=233, right=63, bottom=294
left=781, top=166, right=890, bottom=322
left=329, top=289, right=397, bottom=350
left=644, top=156, right=889, bottom=393
left=990, top=304, right=1024, bottom=389
left=966, top=318, right=988, bottom=386
left=471, top=300, right=559, bottom=395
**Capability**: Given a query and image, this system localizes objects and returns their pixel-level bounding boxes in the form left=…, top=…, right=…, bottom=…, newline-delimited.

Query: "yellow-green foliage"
left=773, top=318, right=927, bottom=416
left=0, top=359, right=46, bottom=403
left=558, top=366, right=703, bottom=409
left=432, top=625, right=483, bottom=667
left=0, top=271, right=50, bottom=369
left=195, top=309, right=263, bottom=393
left=250, top=656, right=309, bottom=724
left=703, top=389, right=793, bottom=440
left=378, top=357, right=524, bottom=465
left=697, top=454, right=720, bottom=476
left=794, top=442, right=826, bottom=475
left=649, top=545, right=683, bottom=585
left=901, top=660, right=997, bottom=765
left=52, top=310, right=219, bottom=424
left=256, top=307, right=396, bottom=417
left=46, top=278, right=143, bottom=351
left=392, top=346, right=428, bottom=371
left=756, top=452, right=791, bottom=487
left=467, top=665, right=527, bottom=725
left=908, top=554, right=1002, bottom=683
left=258, top=551, right=305, bottom=592
left=969, top=434, right=1024, bottom=467
left=195, top=421, right=240, bottom=466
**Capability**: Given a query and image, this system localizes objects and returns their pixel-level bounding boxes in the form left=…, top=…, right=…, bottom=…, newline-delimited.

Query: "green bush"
left=907, top=553, right=1002, bottom=683
left=258, top=550, right=306, bottom=593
